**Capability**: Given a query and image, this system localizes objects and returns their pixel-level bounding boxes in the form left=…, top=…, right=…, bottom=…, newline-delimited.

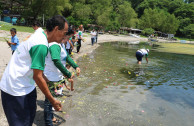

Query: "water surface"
left=61, top=42, right=194, bottom=126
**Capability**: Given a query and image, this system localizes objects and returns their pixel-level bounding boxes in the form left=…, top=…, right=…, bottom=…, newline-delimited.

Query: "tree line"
left=0, top=0, right=194, bottom=38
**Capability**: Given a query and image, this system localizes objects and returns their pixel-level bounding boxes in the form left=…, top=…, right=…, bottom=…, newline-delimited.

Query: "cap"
left=147, top=49, right=149, bottom=52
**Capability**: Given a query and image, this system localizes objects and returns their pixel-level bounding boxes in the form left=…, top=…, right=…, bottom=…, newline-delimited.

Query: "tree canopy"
left=0, top=0, right=193, bottom=37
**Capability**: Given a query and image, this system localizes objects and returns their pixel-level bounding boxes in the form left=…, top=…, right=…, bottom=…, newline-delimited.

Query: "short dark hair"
left=10, top=28, right=16, bottom=34
left=32, top=21, right=41, bottom=27
left=66, top=25, right=75, bottom=35
left=46, top=15, right=68, bottom=32
left=72, top=36, right=75, bottom=39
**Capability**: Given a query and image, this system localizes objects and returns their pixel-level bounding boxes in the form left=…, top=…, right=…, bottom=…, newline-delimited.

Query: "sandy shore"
left=0, top=30, right=190, bottom=125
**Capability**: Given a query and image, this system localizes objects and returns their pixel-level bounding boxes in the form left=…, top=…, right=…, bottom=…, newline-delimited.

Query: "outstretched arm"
left=33, top=69, right=61, bottom=111
left=66, top=54, right=80, bottom=76
left=145, top=56, right=148, bottom=63
left=49, top=44, right=72, bottom=78
left=69, top=40, right=74, bottom=49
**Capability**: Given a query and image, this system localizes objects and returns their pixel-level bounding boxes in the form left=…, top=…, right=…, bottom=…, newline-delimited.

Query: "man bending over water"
left=136, top=49, right=149, bottom=64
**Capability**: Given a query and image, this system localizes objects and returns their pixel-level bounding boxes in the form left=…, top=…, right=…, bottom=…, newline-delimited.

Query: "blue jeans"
left=1, top=89, right=37, bottom=126
left=44, top=98, right=54, bottom=126
left=91, top=38, right=95, bottom=46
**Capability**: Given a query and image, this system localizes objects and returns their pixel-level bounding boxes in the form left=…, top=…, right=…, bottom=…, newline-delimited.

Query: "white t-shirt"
left=77, top=30, right=83, bottom=39
left=91, top=31, right=96, bottom=38
left=0, top=28, right=48, bottom=96
left=137, top=49, right=148, bottom=56
left=66, top=41, right=71, bottom=49
left=35, top=27, right=44, bottom=33
left=44, top=42, right=67, bottom=81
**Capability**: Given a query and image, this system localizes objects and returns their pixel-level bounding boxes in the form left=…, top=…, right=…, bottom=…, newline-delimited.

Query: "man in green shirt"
left=0, top=15, right=69, bottom=126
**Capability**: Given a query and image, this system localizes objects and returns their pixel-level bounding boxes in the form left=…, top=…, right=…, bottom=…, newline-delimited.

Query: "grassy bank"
left=0, top=21, right=34, bottom=33
left=155, top=42, right=194, bottom=55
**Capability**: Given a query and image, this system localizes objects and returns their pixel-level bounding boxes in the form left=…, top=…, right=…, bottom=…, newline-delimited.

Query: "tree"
left=182, top=24, right=194, bottom=39
left=184, top=0, right=194, bottom=3
left=126, top=0, right=144, bottom=9
left=71, top=2, right=92, bottom=26
left=136, top=0, right=171, bottom=17
left=139, top=8, right=179, bottom=34
left=117, top=1, right=139, bottom=28
left=174, top=3, right=194, bottom=36
left=142, top=28, right=154, bottom=36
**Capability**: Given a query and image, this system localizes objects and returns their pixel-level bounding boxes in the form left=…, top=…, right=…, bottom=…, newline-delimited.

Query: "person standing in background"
left=77, top=25, right=84, bottom=53
left=96, top=30, right=98, bottom=43
left=7, top=28, right=19, bottom=54
left=32, top=21, right=41, bottom=31
left=90, top=29, right=96, bottom=46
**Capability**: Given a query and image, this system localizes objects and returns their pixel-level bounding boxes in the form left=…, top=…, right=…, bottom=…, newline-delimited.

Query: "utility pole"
left=43, top=14, right=44, bottom=27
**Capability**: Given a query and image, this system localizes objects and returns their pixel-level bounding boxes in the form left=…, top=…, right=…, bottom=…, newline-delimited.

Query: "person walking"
left=0, top=15, right=68, bottom=126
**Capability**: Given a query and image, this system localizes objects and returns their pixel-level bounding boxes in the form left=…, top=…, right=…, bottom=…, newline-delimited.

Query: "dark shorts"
left=136, top=51, right=143, bottom=61
left=1, top=89, right=37, bottom=126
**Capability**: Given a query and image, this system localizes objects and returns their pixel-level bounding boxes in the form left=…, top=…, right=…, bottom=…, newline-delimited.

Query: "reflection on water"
left=61, top=42, right=194, bottom=126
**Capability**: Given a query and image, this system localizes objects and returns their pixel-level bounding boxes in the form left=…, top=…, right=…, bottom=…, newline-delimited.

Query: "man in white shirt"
left=136, top=49, right=150, bottom=64
left=90, top=29, right=96, bottom=46
left=0, top=15, right=69, bottom=126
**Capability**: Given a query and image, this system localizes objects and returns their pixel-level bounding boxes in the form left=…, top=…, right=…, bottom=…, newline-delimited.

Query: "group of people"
left=0, top=14, right=150, bottom=126
left=0, top=15, right=81, bottom=126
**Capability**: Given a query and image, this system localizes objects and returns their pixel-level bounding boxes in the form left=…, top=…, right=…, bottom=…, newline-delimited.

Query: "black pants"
left=66, top=49, right=71, bottom=55
left=1, top=89, right=37, bottom=126
left=12, top=50, right=15, bottom=55
left=77, top=39, right=82, bottom=53
left=136, top=51, right=143, bottom=61
left=96, top=36, right=98, bottom=43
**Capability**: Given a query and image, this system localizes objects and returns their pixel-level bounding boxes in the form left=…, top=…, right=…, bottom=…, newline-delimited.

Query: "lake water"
left=61, top=42, right=194, bottom=126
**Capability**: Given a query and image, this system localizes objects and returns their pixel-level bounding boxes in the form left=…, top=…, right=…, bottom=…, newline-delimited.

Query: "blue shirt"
left=11, top=35, right=19, bottom=51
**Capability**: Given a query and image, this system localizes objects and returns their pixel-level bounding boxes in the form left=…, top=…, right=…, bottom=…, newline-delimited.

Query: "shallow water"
left=60, top=42, right=194, bottom=126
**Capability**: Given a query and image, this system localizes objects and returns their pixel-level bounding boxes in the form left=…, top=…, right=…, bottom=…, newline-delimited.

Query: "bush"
left=142, top=28, right=154, bottom=36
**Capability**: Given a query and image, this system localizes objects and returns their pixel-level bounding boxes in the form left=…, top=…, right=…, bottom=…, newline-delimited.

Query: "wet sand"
left=0, top=30, right=192, bottom=126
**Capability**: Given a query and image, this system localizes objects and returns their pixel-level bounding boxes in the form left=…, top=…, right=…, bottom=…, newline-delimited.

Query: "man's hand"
left=33, top=69, right=62, bottom=111
left=76, top=67, right=81, bottom=76
left=68, top=78, right=74, bottom=83
left=51, top=100, right=62, bottom=111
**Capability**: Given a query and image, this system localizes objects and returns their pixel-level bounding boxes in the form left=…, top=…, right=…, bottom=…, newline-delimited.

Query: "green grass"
left=0, top=21, right=34, bottom=33
left=174, top=36, right=194, bottom=41
left=156, top=43, right=194, bottom=55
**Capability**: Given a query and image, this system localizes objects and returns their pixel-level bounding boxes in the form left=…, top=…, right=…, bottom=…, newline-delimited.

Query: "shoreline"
left=0, top=31, right=143, bottom=126
left=0, top=30, right=193, bottom=126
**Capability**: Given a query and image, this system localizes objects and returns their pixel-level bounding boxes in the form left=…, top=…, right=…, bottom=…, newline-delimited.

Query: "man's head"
left=147, top=49, right=150, bottom=53
left=63, top=25, right=75, bottom=42
left=46, top=15, right=69, bottom=43
left=10, top=28, right=16, bottom=37
left=32, top=21, right=41, bottom=30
